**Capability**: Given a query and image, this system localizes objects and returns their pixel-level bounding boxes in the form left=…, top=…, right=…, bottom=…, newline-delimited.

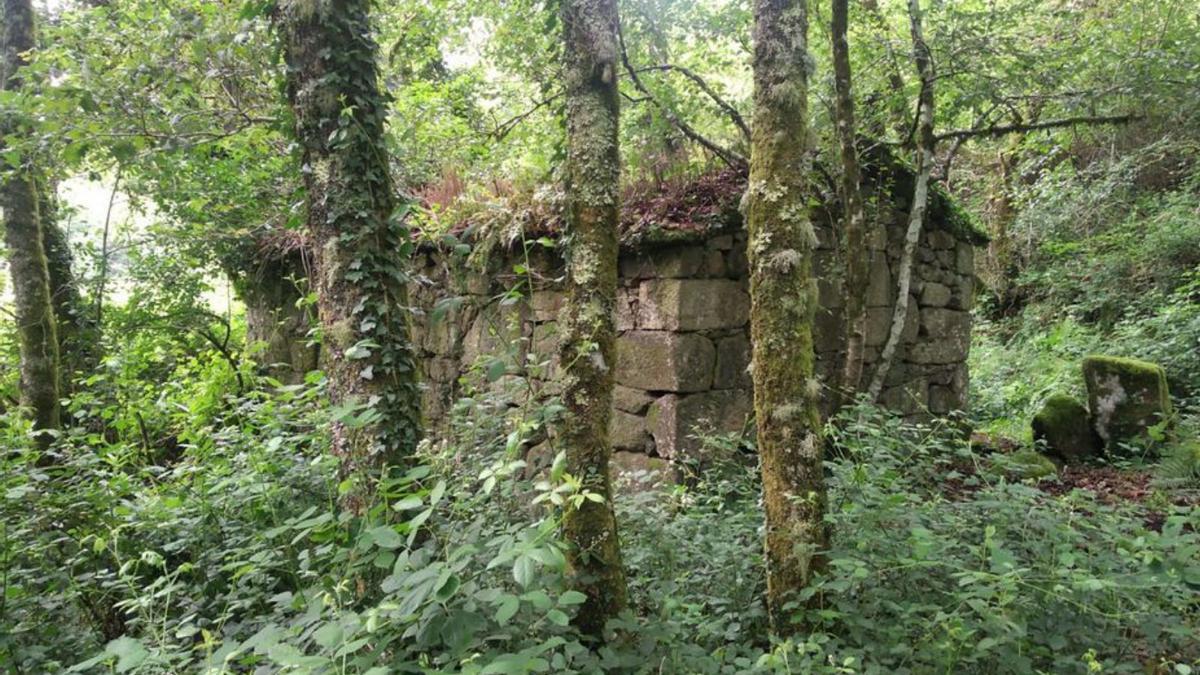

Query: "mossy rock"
left=1082, top=355, right=1173, bottom=452
left=995, top=450, right=1059, bottom=481
left=1031, top=393, right=1099, bottom=462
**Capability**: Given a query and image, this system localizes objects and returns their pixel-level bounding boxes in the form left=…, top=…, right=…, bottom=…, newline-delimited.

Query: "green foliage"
left=790, top=404, right=1198, bottom=674
left=8, top=364, right=1197, bottom=674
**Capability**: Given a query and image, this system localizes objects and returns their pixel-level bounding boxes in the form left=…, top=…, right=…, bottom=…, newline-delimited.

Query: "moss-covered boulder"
left=995, top=450, right=1058, bottom=481
left=1031, top=393, right=1099, bottom=462
left=1082, top=355, right=1173, bottom=451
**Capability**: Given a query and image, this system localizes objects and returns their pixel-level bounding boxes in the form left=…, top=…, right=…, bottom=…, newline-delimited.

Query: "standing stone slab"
left=615, top=331, right=715, bottom=392
left=637, top=279, right=750, bottom=331
left=611, top=451, right=672, bottom=492
left=1083, top=355, right=1173, bottom=450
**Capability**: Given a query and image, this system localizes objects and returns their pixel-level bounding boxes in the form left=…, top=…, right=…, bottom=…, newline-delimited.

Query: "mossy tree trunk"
left=276, top=0, right=421, bottom=513
left=558, top=0, right=629, bottom=638
left=866, top=0, right=935, bottom=402
left=746, top=0, right=829, bottom=634
left=831, top=0, right=870, bottom=401
left=2, top=0, right=61, bottom=448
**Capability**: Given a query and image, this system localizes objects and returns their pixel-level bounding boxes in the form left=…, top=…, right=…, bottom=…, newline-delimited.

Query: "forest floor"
left=954, top=432, right=1199, bottom=532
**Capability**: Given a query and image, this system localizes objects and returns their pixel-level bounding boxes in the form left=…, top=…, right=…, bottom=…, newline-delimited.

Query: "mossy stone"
left=997, top=450, right=1058, bottom=481
left=1031, top=393, right=1099, bottom=462
left=1082, top=355, right=1173, bottom=451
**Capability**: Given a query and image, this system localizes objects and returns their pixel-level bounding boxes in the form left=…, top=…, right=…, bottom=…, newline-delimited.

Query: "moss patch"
left=996, top=450, right=1059, bottom=481
left=1082, top=355, right=1173, bottom=451
left=1031, top=393, right=1099, bottom=462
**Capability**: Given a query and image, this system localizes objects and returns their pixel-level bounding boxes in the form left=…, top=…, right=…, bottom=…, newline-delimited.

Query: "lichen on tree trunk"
left=275, top=0, right=421, bottom=513
left=558, top=0, right=629, bottom=638
left=746, top=0, right=829, bottom=634
left=2, top=0, right=61, bottom=448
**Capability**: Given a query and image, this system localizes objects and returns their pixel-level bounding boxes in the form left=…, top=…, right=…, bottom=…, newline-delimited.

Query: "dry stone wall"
left=409, top=186, right=980, bottom=464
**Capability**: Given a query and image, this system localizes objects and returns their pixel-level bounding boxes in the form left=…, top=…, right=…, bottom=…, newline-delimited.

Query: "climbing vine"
left=274, top=0, right=422, bottom=510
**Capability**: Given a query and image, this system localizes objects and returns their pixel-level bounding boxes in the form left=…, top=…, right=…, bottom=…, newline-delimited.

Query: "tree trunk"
left=2, top=0, right=61, bottom=448
left=831, top=0, right=870, bottom=401
left=747, top=0, right=829, bottom=634
left=240, top=250, right=318, bottom=384
left=558, top=0, right=629, bottom=638
left=866, top=0, right=935, bottom=402
left=275, top=0, right=422, bottom=513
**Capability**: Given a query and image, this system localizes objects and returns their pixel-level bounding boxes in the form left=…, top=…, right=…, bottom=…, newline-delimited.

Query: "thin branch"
left=935, top=102, right=1001, bottom=184
left=632, top=64, right=750, bottom=141
left=935, top=114, right=1140, bottom=143
left=490, top=93, right=563, bottom=142
left=617, top=21, right=747, bottom=172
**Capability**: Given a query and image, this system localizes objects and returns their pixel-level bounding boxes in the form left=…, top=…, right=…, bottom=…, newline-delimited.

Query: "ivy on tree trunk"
left=558, top=0, right=629, bottom=638
left=746, top=0, right=829, bottom=634
left=275, top=0, right=422, bottom=514
left=2, top=0, right=61, bottom=449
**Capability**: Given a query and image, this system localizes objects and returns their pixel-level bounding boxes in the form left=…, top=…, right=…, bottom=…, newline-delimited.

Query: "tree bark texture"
left=831, top=0, right=870, bottom=401
left=276, top=0, right=421, bottom=513
left=747, top=0, right=829, bottom=634
left=867, top=0, right=935, bottom=402
left=559, top=0, right=629, bottom=638
left=2, top=0, right=61, bottom=447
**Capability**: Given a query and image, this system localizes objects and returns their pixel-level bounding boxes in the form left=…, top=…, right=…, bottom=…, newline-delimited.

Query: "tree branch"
left=935, top=114, right=1140, bottom=143
left=617, top=21, right=748, bottom=172
left=632, top=64, right=750, bottom=141
left=489, top=93, right=563, bottom=142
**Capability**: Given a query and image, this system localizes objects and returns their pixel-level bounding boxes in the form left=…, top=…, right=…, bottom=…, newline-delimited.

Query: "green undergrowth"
left=972, top=145, right=1200, bottom=441
left=3, top=355, right=1197, bottom=674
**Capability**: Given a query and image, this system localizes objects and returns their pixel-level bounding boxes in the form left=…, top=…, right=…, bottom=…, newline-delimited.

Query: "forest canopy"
left=1, top=0, right=1198, bottom=672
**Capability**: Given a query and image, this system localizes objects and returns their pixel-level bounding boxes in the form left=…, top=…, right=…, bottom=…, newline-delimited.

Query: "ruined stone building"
left=409, top=152, right=988, bottom=466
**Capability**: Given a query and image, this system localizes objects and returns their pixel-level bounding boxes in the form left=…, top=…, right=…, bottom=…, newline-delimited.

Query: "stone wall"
left=408, top=165, right=983, bottom=464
